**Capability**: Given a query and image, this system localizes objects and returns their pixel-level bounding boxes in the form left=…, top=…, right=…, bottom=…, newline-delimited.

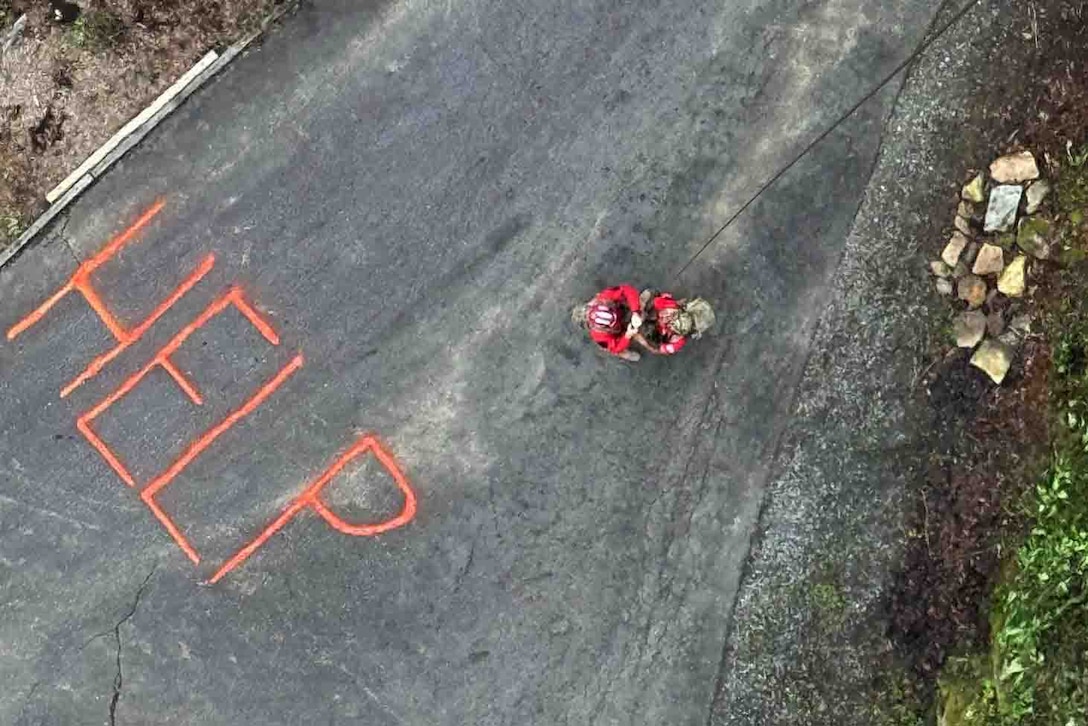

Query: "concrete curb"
left=45, top=50, right=221, bottom=204
left=0, top=1, right=298, bottom=271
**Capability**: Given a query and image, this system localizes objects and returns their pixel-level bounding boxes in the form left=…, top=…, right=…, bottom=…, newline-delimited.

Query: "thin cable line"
left=675, top=0, right=980, bottom=279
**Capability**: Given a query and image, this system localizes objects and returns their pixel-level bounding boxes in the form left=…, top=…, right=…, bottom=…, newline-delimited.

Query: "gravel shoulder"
left=710, top=1, right=1087, bottom=722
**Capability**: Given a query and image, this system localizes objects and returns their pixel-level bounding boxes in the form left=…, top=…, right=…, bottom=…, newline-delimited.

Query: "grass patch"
left=872, top=670, right=928, bottom=726
left=811, top=581, right=846, bottom=615
left=1057, top=145, right=1088, bottom=219
left=0, top=210, right=23, bottom=246
left=988, top=454, right=1088, bottom=722
left=939, top=335, right=1088, bottom=726
left=65, top=10, right=127, bottom=52
left=938, top=163, right=1088, bottom=726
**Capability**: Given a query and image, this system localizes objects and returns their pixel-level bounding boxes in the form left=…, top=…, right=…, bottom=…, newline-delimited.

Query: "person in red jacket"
left=571, top=284, right=644, bottom=361
left=636, top=289, right=714, bottom=356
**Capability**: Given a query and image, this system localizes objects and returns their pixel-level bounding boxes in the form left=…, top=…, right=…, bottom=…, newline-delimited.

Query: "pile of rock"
left=930, top=151, right=1049, bottom=384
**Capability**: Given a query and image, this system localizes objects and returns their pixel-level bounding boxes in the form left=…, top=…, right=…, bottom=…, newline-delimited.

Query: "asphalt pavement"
left=0, top=0, right=943, bottom=723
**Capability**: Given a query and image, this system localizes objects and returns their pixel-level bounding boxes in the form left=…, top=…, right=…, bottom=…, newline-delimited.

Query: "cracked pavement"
left=0, top=0, right=947, bottom=723
left=106, top=570, right=155, bottom=726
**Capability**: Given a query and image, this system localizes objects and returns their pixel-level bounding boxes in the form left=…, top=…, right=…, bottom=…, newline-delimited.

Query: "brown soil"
left=892, top=341, right=1051, bottom=677
left=887, top=0, right=1088, bottom=684
left=0, top=0, right=283, bottom=246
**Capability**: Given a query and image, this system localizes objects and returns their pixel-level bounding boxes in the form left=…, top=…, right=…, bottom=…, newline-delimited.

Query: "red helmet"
left=587, top=300, right=623, bottom=334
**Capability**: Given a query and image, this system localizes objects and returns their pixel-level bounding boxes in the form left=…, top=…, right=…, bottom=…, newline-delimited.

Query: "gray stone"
left=998, top=332, right=1022, bottom=349
left=952, top=259, right=970, bottom=278
left=930, top=260, right=952, bottom=278
left=997, top=255, right=1027, bottom=297
left=549, top=618, right=571, bottom=635
left=984, top=185, right=1023, bottom=232
left=1017, top=216, right=1052, bottom=259
left=942, top=232, right=969, bottom=266
left=989, top=151, right=1040, bottom=184
left=1025, top=179, right=1051, bottom=214
left=1009, top=314, right=1032, bottom=337
left=972, top=243, right=1005, bottom=275
left=957, top=274, right=987, bottom=308
left=954, top=214, right=973, bottom=236
left=961, top=174, right=985, bottom=203
left=936, top=278, right=953, bottom=296
left=963, top=241, right=980, bottom=266
left=986, top=309, right=1005, bottom=337
left=1000, top=314, right=1031, bottom=348
left=953, top=311, right=986, bottom=348
left=971, top=339, right=1014, bottom=384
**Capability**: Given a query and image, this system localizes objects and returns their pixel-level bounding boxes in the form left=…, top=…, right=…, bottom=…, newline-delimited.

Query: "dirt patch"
left=892, top=341, right=1051, bottom=679
left=886, top=0, right=1088, bottom=698
left=0, top=0, right=284, bottom=247
left=1022, top=6, right=1088, bottom=159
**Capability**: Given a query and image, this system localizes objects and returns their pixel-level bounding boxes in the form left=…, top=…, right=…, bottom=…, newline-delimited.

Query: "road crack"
left=106, top=568, right=155, bottom=726
left=452, top=538, right=477, bottom=594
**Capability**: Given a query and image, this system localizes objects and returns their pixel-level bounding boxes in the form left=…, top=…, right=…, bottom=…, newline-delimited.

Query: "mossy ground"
left=932, top=159, right=1088, bottom=726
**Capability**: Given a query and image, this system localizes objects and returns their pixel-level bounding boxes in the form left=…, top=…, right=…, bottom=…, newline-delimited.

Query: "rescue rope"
left=673, top=0, right=980, bottom=280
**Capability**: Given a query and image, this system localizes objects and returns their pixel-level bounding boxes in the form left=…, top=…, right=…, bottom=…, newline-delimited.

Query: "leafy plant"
left=65, top=11, right=126, bottom=51
left=872, top=670, right=928, bottom=726
left=1057, top=156, right=1088, bottom=217
left=0, top=212, right=22, bottom=243
left=975, top=304, right=1088, bottom=724
left=1067, top=141, right=1088, bottom=169
left=938, top=257, right=1088, bottom=725
left=811, top=581, right=845, bottom=613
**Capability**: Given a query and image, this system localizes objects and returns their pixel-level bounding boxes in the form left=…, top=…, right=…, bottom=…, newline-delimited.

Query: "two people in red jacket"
left=571, top=284, right=715, bottom=362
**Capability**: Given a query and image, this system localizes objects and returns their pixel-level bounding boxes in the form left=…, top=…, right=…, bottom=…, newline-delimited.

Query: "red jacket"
left=588, top=284, right=640, bottom=354
left=651, top=293, right=687, bottom=355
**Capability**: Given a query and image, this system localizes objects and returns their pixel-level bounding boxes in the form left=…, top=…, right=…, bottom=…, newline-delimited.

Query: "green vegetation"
left=1, top=210, right=22, bottom=246
left=936, top=160, right=1088, bottom=725
left=65, top=11, right=126, bottom=52
left=872, top=671, right=928, bottom=726
left=942, top=365, right=1088, bottom=723
left=1066, top=143, right=1088, bottom=171
left=990, top=456, right=1088, bottom=722
left=1058, top=146, right=1088, bottom=217
left=810, top=581, right=845, bottom=615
